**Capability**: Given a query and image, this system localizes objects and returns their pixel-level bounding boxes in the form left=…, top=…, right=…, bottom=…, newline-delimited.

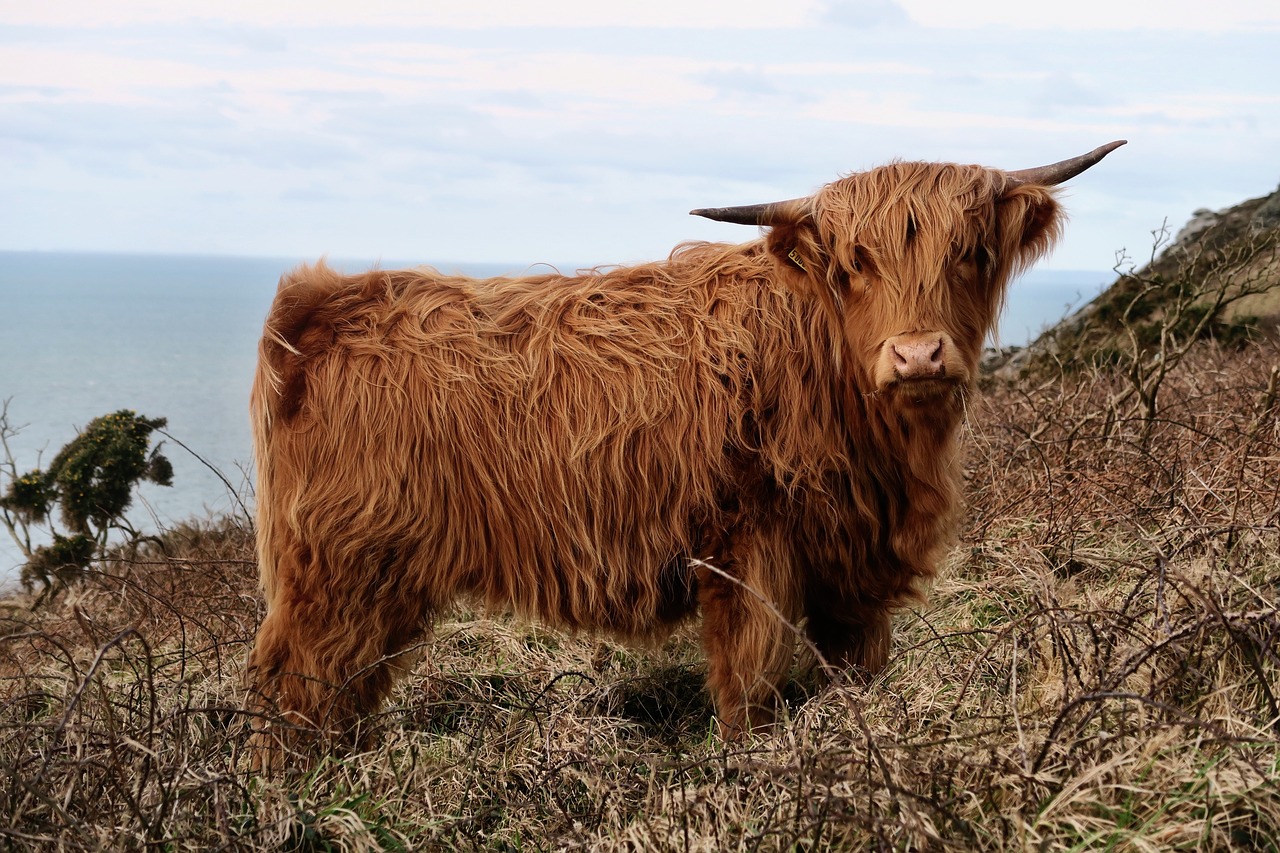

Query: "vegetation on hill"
left=990, top=184, right=1280, bottom=388
left=2, top=199, right=1279, bottom=849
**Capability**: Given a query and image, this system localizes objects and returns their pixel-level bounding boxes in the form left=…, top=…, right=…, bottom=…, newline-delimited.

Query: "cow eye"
left=850, top=246, right=871, bottom=275
left=905, top=213, right=917, bottom=245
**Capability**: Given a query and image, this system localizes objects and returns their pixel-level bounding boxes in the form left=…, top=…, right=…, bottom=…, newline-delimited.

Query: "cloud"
left=1033, top=72, right=1116, bottom=113
left=694, top=67, right=817, bottom=108
left=3, top=0, right=819, bottom=30
left=819, top=0, right=912, bottom=29
left=896, top=0, right=1280, bottom=31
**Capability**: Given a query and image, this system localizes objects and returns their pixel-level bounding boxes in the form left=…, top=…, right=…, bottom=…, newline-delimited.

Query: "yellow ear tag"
left=787, top=248, right=808, bottom=272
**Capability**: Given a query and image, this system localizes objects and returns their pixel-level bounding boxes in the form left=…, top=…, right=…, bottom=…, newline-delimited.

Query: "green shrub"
left=1, top=408, right=172, bottom=596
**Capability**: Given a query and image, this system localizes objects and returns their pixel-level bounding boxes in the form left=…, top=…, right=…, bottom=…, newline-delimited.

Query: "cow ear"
left=997, top=184, right=1063, bottom=265
left=763, top=216, right=829, bottom=282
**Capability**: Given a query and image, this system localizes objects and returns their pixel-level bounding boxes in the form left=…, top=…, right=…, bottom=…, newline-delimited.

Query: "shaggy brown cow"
left=246, top=141, right=1124, bottom=760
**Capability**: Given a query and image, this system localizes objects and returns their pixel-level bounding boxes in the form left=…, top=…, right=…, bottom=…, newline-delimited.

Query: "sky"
left=2, top=0, right=1279, bottom=272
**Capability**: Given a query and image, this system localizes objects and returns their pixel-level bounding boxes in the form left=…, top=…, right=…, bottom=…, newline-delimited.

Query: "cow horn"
left=1005, top=140, right=1127, bottom=187
left=690, top=197, right=810, bottom=226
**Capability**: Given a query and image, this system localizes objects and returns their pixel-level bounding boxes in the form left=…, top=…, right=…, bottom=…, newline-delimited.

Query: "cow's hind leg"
left=696, top=535, right=799, bottom=739
left=804, top=597, right=892, bottom=680
left=245, top=545, right=429, bottom=770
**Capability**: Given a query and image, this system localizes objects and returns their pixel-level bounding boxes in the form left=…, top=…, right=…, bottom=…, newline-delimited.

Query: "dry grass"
left=3, top=341, right=1279, bottom=851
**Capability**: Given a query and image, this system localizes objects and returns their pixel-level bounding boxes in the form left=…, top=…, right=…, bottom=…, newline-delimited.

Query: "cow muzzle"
left=874, top=331, right=963, bottom=393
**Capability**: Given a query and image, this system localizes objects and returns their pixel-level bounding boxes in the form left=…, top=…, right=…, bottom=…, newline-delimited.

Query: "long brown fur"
left=245, top=161, right=1063, bottom=763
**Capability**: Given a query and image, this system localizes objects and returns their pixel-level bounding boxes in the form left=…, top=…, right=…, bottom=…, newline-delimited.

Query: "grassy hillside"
left=4, top=215, right=1280, bottom=848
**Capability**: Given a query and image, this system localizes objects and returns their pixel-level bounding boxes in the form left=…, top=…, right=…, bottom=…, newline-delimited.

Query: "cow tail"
left=250, top=261, right=345, bottom=601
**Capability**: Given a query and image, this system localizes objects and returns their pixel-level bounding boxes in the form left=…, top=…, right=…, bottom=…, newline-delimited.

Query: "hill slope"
left=991, top=182, right=1280, bottom=375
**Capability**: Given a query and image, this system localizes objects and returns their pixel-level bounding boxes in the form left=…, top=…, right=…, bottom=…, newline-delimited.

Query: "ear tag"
left=786, top=248, right=808, bottom=272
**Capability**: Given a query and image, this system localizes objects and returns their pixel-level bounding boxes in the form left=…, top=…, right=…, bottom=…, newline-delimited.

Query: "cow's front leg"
left=695, top=534, right=799, bottom=739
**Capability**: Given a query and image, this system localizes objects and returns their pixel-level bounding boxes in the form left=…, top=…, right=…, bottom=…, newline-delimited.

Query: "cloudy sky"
left=2, top=0, right=1278, bottom=271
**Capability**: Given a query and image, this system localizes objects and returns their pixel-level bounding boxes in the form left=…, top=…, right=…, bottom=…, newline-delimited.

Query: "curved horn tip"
left=1006, top=139, right=1129, bottom=187
left=690, top=208, right=733, bottom=223
left=689, top=205, right=774, bottom=226
left=689, top=197, right=811, bottom=226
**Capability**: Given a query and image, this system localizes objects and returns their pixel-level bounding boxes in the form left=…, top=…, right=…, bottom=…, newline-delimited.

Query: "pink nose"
left=889, top=335, right=945, bottom=380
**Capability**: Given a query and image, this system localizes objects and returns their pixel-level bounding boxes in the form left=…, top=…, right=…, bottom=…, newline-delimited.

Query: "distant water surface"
left=0, top=251, right=1108, bottom=587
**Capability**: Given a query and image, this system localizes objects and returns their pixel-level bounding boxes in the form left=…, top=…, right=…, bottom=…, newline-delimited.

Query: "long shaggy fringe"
left=245, top=161, right=1063, bottom=755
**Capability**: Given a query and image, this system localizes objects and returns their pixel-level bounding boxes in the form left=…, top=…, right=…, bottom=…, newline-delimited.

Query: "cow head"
left=693, top=141, right=1125, bottom=406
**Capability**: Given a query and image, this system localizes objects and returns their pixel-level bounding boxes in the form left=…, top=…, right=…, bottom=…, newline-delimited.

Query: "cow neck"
left=843, top=379, right=964, bottom=496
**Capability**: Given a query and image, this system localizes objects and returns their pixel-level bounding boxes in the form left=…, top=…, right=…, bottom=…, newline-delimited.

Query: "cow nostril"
left=887, top=335, right=948, bottom=379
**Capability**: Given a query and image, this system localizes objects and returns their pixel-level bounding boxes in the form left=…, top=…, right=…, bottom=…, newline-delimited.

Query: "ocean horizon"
left=0, top=250, right=1111, bottom=589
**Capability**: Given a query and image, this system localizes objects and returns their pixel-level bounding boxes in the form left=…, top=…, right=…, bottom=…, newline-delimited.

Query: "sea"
left=0, top=251, right=1110, bottom=589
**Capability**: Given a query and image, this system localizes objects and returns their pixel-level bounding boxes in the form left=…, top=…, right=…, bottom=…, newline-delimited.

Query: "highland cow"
left=245, top=142, right=1125, bottom=760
